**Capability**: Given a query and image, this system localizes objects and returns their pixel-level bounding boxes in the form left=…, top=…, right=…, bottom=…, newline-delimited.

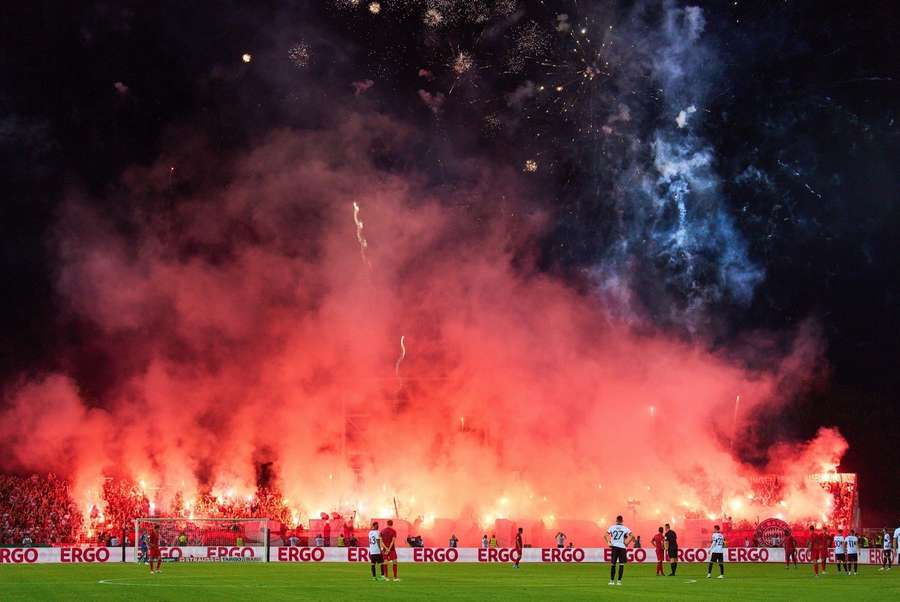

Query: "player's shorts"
left=667, top=546, right=678, bottom=560
left=384, top=548, right=397, bottom=561
left=148, top=547, right=160, bottom=559
left=370, top=553, right=384, bottom=563
left=848, top=553, right=858, bottom=562
left=811, top=549, right=823, bottom=560
left=610, top=546, right=628, bottom=565
left=711, top=552, right=724, bottom=563
left=836, top=551, right=846, bottom=562
left=654, top=548, right=664, bottom=561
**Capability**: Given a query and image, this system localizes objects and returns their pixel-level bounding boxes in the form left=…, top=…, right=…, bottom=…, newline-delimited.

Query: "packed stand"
left=0, top=474, right=82, bottom=546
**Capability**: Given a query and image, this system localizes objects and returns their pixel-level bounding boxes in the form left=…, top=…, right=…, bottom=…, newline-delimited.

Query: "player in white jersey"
left=833, top=531, right=846, bottom=572
left=368, top=521, right=386, bottom=581
left=894, top=525, right=900, bottom=567
left=845, top=529, right=859, bottom=575
left=706, top=525, right=726, bottom=578
left=881, top=528, right=893, bottom=570
left=604, top=515, right=635, bottom=586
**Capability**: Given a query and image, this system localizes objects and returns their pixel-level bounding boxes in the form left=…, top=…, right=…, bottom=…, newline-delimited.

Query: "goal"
left=133, top=517, right=269, bottom=562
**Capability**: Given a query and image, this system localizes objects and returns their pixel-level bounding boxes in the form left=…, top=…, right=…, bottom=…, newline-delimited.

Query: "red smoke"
left=0, top=111, right=846, bottom=539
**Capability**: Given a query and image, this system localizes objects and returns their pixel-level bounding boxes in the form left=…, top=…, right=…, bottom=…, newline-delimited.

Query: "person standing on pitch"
left=381, top=519, right=399, bottom=581
left=833, top=530, right=846, bottom=572
left=894, top=522, right=900, bottom=569
left=845, top=529, right=859, bottom=575
left=706, top=525, right=725, bottom=579
left=513, top=527, right=524, bottom=569
left=605, top=515, right=635, bottom=586
left=664, top=523, right=679, bottom=576
left=881, top=528, right=893, bottom=570
left=368, top=521, right=386, bottom=582
left=651, top=527, right=665, bottom=576
left=783, top=529, right=798, bottom=569
left=808, top=525, right=826, bottom=577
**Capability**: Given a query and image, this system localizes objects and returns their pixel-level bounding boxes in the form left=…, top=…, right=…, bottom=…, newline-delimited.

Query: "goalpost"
left=133, top=517, right=269, bottom=563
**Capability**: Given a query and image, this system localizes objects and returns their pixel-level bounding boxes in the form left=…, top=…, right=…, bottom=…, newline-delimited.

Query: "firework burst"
left=288, top=42, right=310, bottom=68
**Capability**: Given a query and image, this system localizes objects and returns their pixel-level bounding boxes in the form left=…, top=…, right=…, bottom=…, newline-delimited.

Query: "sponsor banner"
left=0, top=546, right=114, bottom=564
left=2, top=546, right=877, bottom=564
left=269, top=547, right=877, bottom=564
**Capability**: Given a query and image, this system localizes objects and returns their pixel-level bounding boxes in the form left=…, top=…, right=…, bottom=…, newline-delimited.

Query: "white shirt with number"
left=710, top=532, right=725, bottom=553
left=845, top=535, right=858, bottom=554
left=607, top=524, right=631, bottom=549
left=368, top=530, right=381, bottom=555
left=833, top=534, right=844, bottom=553
left=884, top=534, right=892, bottom=550
left=894, top=527, right=900, bottom=549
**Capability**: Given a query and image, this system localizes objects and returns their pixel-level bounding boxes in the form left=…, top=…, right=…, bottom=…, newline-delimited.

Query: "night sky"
left=1, top=1, right=898, bottom=518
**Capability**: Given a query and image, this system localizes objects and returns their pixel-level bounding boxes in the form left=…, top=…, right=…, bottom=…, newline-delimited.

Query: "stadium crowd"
left=0, top=473, right=863, bottom=547
left=0, top=474, right=82, bottom=545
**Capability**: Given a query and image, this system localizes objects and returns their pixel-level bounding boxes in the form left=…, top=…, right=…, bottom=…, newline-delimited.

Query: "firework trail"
left=352, top=201, right=371, bottom=267
left=395, top=335, right=406, bottom=377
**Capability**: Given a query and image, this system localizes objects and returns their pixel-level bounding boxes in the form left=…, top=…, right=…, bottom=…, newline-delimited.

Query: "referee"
left=664, top=523, right=679, bottom=576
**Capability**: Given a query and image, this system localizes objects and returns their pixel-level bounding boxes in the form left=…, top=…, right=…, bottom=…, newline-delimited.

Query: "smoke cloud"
left=0, top=102, right=843, bottom=541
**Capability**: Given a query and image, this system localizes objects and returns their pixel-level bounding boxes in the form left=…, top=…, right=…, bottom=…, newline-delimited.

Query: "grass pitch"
left=2, top=562, right=899, bottom=601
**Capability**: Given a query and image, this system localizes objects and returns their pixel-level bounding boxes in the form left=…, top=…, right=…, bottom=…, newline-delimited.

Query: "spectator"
left=21, top=534, right=33, bottom=547
left=489, top=534, right=498, bottom=548
left=323, top=522, right=331, bottom=547
left=449, top=534, right=458, bottom=548
left=556, top=532, right=566, bottom=548
left=349, top=534, right=358, bottom=547
left=634, top=535, right=641, bottom=548
left=178, top=532, right=188, bottom=545
left=314, top=533, right=324, bottom=547
left=288, top=533, right=299, bottom=547
left=337, top=533, right=345, bottom=547
left=482, top=534, right=489, bottom=549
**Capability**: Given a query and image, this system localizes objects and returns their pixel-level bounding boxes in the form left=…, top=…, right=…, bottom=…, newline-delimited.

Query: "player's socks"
left=393, top=564, right=398, bottom=579
left=610, top=565, right=616, bottom=582
left=707, top=562, right=713, bottom=576
left=618, top=566, right=624, bottom=582
left=371, top=564, right=376, bottom=578
left=719, top=563, right=724, bottom=576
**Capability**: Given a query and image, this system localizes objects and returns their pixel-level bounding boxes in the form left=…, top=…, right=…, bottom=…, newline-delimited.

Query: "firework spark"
left=523, top=159, right=538, bottom=173
left=241, top=53, right=252, bottom=63
left=368, top=2, right=381, bottom=14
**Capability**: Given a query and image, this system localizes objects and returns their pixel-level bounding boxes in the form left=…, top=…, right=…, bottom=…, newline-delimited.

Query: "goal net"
left=133, top=517, right=269, bottom=563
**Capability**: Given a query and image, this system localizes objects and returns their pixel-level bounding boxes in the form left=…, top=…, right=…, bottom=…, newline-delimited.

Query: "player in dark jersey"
left=664, top=524, right=678, bottom=576
left=513, top=527, right=523, bottom=569
left=380, top=520, right=399, bottom=581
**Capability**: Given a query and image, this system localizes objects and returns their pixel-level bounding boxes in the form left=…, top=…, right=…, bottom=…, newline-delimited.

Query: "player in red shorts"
left=808, top=525, right=826, bottom=576
left=380, top=519, right=399, bottom=581
left=651, top=527, right=665, bottom=575
left=148, top=524, right=162, bottom=574
left=783, top=529, right=798, bottom=569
